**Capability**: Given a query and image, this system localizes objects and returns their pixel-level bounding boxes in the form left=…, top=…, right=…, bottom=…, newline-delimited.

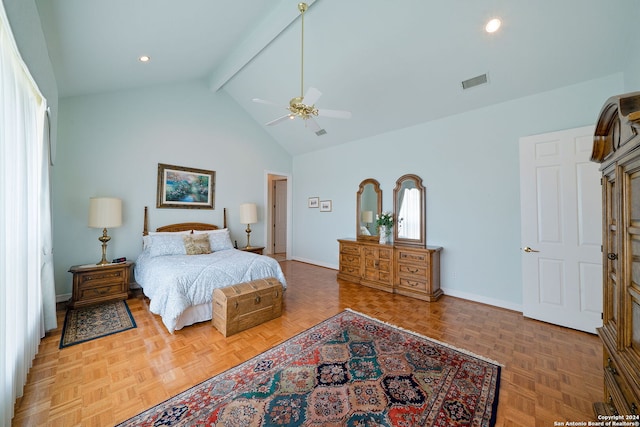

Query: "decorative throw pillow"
left=183, top=234, right=211, bottom=255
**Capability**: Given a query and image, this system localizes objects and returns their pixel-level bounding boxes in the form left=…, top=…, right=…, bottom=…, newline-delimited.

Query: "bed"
left=134, top=207, right=287, bottom=333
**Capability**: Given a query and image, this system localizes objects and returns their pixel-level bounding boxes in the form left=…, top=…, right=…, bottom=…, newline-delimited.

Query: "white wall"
left=52, top=81, right=292, bottom=298
left=291, top=73, right=627, bottom=310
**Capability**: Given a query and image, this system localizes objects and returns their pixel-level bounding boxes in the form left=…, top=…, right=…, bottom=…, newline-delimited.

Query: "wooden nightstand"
left=68, top=261, right=132, bottom=309
left=240, top=246, right=264, bottom=255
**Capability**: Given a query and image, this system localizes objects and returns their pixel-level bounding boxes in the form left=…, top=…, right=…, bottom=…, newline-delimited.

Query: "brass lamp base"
left=244, top=224, right=253, bottom=249
left=97, top=228, right=111, bottom=265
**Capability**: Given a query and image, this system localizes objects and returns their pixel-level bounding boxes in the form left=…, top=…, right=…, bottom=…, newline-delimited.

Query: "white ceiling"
left=36, top=0, right=634, bottom=155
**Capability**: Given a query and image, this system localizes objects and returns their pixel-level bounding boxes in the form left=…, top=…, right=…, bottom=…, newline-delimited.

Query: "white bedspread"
left=135, top=249, right=286, bottom=333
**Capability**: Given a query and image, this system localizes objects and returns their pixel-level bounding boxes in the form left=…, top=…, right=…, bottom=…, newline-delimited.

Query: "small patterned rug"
left=59, top=300, right=136, bottom=348
left=117, top=309, right=501, bottom=426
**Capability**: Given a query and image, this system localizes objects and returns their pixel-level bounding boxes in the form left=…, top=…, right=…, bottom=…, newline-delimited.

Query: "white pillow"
left=202, top=229, right=234, bottom=251
left=146, top=234, right=187, bottom=257
left=147, top=230, right=192, bottom=235
left=192, top=228, right=228, bottom=235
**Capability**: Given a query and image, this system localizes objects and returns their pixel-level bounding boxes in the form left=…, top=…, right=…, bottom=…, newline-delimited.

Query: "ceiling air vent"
left=315, top=129, right=327, bottom=136
left=461, top=73, right=488, bottom=90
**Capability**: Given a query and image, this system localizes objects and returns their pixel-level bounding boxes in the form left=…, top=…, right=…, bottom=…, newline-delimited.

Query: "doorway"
left=519, top=125, right=602, bottom=333
left=265, top=172, right=291, bottom=260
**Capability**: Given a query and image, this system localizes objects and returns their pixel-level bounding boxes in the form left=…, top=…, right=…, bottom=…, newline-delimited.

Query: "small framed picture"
left=308, top=197, right=319, bottom=208
left=320, top=200, right=332, bottom=212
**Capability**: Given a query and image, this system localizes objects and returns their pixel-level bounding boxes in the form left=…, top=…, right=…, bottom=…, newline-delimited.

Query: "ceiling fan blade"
left=302, top=87, right=322, bottom=105
left=253, top=98, right=280, bottom=106
left=265, top=115, right=293, bottom=126
left=318, top=109, right=352, bottom=119
left=305, top=117, right=322, bottom=133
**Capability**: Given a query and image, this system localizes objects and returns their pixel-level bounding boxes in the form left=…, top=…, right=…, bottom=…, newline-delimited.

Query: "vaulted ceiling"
left=36, top=0, right=635, bottom=155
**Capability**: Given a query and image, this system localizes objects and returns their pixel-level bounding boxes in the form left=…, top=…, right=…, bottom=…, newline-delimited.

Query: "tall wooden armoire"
left=591, top=92, right=640, bottom=416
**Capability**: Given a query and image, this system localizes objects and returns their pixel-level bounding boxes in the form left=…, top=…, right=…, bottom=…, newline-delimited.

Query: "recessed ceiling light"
left=485, top=18, right=501, bottom=33
left=139, top=55, right=151, bottom=63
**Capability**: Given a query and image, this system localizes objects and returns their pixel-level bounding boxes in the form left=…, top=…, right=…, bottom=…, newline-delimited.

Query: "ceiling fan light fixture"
left=253, top=2, right=351, bottom=135
left=485, top=18, right=501, bottom=33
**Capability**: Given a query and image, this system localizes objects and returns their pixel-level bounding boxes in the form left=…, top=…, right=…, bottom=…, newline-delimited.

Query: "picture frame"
left=308, top=197, right=319, bottom=208
left=156, top=163, right=215, bottom=209
left=320, top=200, right=332, bottom=212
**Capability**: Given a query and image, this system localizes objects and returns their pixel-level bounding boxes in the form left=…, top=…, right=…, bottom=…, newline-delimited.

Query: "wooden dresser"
left=591, top=92, right=640, bottom=417
left=337, top=238, right=442, bottom=301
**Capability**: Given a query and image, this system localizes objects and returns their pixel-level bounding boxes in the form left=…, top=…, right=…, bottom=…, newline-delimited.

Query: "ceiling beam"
left=208, top=0, right=317, bottom=92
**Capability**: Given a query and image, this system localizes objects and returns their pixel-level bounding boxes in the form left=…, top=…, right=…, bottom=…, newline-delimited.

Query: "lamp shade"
left=362, top=210, right=373, bottom=223
left=88, top=197, right=122, bottom=228
left=239, top=203, right=258, bottom=224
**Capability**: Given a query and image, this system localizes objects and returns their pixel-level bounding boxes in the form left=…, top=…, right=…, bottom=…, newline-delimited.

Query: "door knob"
left=523, top=246, right=540, bottom=253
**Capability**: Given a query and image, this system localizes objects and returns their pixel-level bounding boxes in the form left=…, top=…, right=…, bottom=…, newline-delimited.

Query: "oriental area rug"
left=117, top=309, right=501, bottom=426
left=59, top=300, right=136, bottom=348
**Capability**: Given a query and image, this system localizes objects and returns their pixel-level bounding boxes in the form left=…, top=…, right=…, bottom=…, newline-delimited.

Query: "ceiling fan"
left=252, top=2, right=351, bottom=136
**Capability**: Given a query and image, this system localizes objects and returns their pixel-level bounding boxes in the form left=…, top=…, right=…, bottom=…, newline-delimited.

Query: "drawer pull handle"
left=607, top=396, right=618, bottom=416
left=607, top=252, right=618, bottom=260
left=255, top=296, right=261, bottom=304
left=234, top=301, right=239, bottom=309
left=606, top=358, right=618, bottom=375
left=408, top=268, right=419, bottom=274
left=632, top=402, right=637, bottom=415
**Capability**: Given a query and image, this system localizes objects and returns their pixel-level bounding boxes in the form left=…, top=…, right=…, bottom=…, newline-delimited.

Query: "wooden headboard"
left=142, top=206, right=227, bottom=236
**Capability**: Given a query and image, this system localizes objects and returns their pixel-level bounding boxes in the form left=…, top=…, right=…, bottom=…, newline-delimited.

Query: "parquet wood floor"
left=12, top=260, right=603, bottom=426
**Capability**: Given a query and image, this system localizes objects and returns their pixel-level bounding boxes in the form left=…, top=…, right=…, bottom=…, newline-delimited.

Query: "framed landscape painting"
left=156, top=163, right=215, bottom=209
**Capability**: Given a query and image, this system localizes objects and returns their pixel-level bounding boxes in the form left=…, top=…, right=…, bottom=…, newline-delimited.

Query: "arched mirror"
left=356, top=178, right=382, bottom=241
left=393, top=174, right=426, bottom=247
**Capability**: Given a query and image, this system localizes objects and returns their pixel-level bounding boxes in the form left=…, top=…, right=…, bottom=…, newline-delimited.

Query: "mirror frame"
left=393, top=174, right=426, bottom=247
left=356, top=178, right=382, bottom=241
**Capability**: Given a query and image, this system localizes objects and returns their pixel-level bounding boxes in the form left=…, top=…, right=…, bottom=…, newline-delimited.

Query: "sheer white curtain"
left=0, top=3, right=56, bottom=425
left=397, top=188, right=421, bottom=239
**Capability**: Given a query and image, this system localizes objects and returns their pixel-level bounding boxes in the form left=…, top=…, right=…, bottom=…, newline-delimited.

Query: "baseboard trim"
left=56, top=293, right=71, bottom=303
left=440, top=287, right=522, bottom=313
left=288, top=258, right=523, bottom=314
left=290, top=256, right=338, bottom=271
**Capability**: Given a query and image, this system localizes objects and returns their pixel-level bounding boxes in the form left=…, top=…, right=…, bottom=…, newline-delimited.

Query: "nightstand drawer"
left=77, top=269, right=126, bottom=288
left=77, top=283, right=126, bottom=300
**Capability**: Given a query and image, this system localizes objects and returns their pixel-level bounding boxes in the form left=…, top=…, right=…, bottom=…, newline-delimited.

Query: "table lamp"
left=88, top=197, right=122, bottom=265
left=362, top=210, right=373, bottom=230
left=239, top=203, right=258, bottom=249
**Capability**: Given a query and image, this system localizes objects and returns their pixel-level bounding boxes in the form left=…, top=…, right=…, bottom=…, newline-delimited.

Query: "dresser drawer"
left=340, top=264, right=360, bottom=276
left=341, top=243, right=360, bottom=255
left=397, top=263, right=427, bottom=278
left=340, top=253, right=360, bottom=267
left=603, top=348, right=639, bottom=416
left=396, top=249, right=430, bottom=265
left=397, top=277, right=427, bottom=291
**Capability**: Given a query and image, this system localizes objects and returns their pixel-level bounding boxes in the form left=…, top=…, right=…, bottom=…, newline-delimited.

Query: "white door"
left=273, top=180, right=287, bottom=254
left=519, top=125, right=602, bottom=333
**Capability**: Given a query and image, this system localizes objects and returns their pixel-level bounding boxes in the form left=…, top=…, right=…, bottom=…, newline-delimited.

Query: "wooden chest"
left=212, top=277, right=283, bottom=336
